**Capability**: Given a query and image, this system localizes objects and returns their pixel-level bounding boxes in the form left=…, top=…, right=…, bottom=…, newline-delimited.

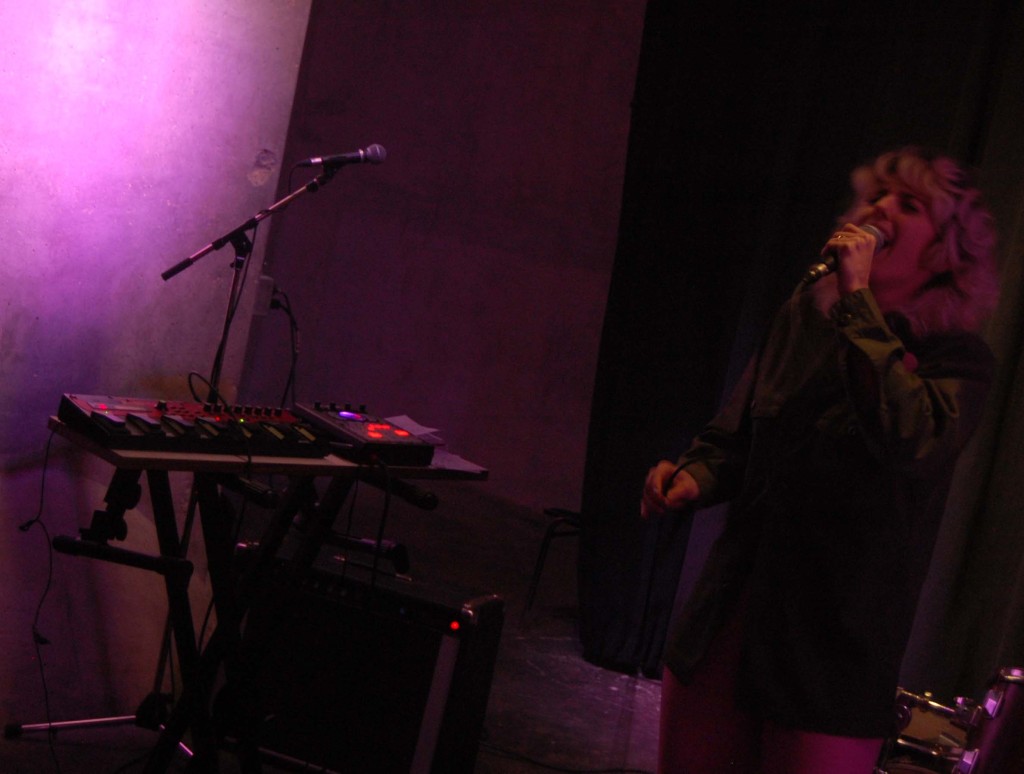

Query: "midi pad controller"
left=293, top=402, right=435, bottom=467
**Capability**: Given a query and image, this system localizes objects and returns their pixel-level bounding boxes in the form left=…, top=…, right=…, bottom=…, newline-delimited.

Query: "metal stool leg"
left=525, top=508, right=581, bottom=611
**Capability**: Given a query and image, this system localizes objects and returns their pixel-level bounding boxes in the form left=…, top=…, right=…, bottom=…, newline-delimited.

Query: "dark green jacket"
left=664, top=287, right=994, bottom=737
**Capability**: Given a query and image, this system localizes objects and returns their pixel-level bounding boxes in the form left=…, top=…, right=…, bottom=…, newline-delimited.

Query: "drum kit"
left=875, top=667, right=1024, bottom=773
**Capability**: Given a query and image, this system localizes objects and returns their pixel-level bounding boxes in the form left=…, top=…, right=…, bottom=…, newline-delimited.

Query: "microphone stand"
left=162, top=165, right=339, bottom=281
left=136, top=166, right=343, bottom=769
left=161, top=164, right=342, bottom=397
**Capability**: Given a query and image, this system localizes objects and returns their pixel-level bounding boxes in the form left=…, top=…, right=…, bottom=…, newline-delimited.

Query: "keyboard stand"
left=24, top=418, right=486, bottom=773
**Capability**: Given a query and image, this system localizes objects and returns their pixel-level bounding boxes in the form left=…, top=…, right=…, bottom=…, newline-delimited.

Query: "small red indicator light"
left=394, top=429, right=410, bottom=436
left=368, top=431, right=384, bottom=439
left=449, top=621, right=460, bottom=632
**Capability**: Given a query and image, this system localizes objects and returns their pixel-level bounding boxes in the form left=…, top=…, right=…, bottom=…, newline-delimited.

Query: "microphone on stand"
left=297, top=144, right=387, bottom=168
left=802, top=224, right=887, bottom=285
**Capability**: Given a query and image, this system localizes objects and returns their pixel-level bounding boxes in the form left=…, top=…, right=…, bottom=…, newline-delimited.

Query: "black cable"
left=197, top=492, right=250, bottom=652
left=18, top=430, right=54, bottom=533
left=336, top=478, right=362, bottom=584
left=186, top=371, right=256, bottom=468
left=367, top=460, right=392, bottom=591
left=271, top=287, right=300, bottom=409
left=180, top=372, right=258, bottom=705
left=286, top=164, right=304, bottom=196
left=187, top=370, right=220, bottom=404
left=268, top=163, right=341, bottom=409
left=342, top=479, right=360, bottom=538
left=17, top=431, right=62, bottom=773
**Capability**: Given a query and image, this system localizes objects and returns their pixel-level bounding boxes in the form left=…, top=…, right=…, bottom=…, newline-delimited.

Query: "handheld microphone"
left=802, top=225, right=887, bottom=285
left=297, top=143, right=387, bottom=168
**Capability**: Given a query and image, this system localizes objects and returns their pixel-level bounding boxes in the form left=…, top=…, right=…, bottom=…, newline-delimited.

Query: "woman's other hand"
left=641, top=460, right=701, bottom=517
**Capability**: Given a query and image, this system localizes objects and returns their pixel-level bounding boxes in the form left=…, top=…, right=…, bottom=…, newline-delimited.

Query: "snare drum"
left=875, top=689, right=966, bottom=774
left=955, top=667, right=1024, bottom=774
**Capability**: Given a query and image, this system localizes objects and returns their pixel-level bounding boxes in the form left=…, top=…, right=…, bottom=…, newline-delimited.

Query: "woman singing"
left=642, top=147, right=1000, bottom=773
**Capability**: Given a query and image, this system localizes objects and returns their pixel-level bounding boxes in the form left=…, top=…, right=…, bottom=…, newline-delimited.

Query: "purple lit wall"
left=0, top=0, right=645, bottom=731
left=0, top=0, right=310, bottom=719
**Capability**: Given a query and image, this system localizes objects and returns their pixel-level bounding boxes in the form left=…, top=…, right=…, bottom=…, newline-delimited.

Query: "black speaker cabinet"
left=217, top=551, right=504, bottom=773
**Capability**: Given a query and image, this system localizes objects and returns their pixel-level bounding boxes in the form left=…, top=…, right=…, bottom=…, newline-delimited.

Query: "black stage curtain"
left=578, top=0, right=1021, bottom=685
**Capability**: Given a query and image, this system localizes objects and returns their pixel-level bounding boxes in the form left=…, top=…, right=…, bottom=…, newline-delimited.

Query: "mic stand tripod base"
left=4, top=711, right=195, bottom=760
left=5, top=714, right=138, bottom=738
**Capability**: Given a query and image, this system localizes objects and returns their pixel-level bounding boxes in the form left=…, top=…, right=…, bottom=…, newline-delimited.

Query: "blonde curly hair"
left=842, top=147, right=999, bottom=336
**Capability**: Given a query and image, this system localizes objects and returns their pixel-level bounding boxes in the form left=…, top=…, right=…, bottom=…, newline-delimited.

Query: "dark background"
left=576, top=0, right=1024, bottom=694
left=241, top=0, right=1024, bottom=696
left=5, top=2, right=1024, bottom=768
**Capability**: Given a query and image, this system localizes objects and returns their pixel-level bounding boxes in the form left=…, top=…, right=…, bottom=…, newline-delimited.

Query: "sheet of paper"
left=386, top=414, right=446, bottom=446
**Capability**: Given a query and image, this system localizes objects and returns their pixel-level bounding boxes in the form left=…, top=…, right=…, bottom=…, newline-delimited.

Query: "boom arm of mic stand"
left=160, top=168, right=338, bottom=281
